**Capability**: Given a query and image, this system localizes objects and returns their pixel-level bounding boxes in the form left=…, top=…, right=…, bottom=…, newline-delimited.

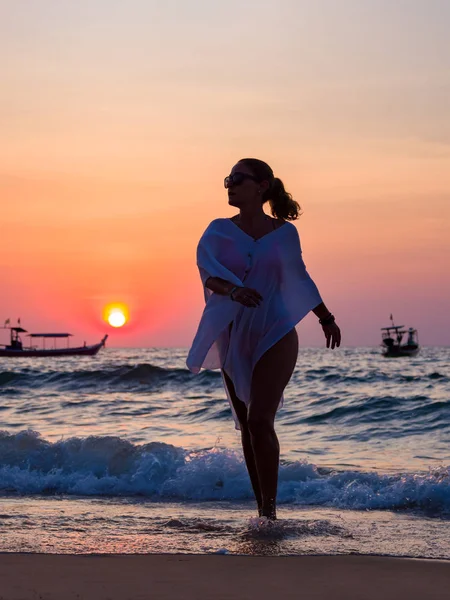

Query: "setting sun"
left=108, top=310, right=126, bottom=328
left=103, top=303, right=129, bottom=328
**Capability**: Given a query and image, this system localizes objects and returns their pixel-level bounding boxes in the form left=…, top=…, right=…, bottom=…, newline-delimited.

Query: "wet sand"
left=1, top=554, right=450, bottom=599
left=0, top=554, right=450, bottom=600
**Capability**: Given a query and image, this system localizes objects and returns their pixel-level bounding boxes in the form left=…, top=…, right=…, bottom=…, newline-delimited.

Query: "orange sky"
left=1, top=1, right=450, bottom=347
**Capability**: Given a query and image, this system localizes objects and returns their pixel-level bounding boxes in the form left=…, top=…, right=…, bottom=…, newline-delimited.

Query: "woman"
left=187, top=158, right=341, bottom=520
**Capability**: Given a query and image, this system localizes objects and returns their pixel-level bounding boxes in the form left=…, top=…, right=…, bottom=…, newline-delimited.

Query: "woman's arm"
left=312, top=302, right=332, bottom=321
left=205, top=277, right=263, bottom=308
left=205, top=276, right=236, bottom=296
left=312, top=302, right=341, bottom=349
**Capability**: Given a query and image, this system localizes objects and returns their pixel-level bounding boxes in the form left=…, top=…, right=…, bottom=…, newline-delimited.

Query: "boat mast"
left=389, top=314, right=403, bottom=344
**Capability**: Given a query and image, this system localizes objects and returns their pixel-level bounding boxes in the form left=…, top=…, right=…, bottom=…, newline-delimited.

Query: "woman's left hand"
left=322, top=322, right=341, bottom=349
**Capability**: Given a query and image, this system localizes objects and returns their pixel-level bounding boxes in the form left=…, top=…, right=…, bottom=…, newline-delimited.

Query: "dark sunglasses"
left=224, top=172, right=259, bottom=189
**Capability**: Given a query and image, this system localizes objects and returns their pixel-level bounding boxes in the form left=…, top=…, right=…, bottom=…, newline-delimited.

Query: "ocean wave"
left=2, top=364, right=447, bottom=393
left=302, top=370, right=448, bottom=383
left=0, top=430, right=449, bottom=513
left=293, top=395, right=450, bottom=435
left=0, top=364, right=221, bottom=392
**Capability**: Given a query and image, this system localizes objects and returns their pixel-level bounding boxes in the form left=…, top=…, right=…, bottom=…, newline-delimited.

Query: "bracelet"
left=319, top=313, right=335, bottom=326
left=229, top=286, right=240, bottom=301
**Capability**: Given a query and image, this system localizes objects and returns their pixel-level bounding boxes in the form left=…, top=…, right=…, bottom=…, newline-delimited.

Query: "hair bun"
left=237, top=158, right=301, bottom=220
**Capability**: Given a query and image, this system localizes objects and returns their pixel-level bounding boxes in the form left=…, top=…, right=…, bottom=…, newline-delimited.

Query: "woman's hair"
left=238, top=158, right=301, bottom=221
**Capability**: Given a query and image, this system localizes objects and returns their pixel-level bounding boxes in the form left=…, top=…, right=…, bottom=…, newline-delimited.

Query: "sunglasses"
left=224, top=172, right=259, bottom=189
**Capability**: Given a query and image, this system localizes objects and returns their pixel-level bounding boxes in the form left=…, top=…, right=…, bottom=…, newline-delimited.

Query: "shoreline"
left=1, top=554, right=450, bottom=600
left=1, top=496, right=449, bottom=558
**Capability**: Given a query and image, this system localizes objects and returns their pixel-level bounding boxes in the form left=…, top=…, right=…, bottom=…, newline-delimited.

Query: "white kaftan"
left=186, top=218, right=322, bottom=429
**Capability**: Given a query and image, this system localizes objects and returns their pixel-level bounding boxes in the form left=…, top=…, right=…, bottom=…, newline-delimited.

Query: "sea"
left=1, top=347, right=449, bottom=558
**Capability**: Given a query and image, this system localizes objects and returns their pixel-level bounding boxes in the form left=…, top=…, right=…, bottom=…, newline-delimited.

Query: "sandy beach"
left=1, top=554, right=449, bottom=600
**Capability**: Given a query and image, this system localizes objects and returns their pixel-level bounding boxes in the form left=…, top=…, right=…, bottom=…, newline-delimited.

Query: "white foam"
left=0, top=430, right=449, bottom=512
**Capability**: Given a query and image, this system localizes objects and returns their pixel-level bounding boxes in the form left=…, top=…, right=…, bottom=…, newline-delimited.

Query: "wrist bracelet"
left=229, top=286, right=240, bottom=301
left=319, top=313, right=335, bottom=326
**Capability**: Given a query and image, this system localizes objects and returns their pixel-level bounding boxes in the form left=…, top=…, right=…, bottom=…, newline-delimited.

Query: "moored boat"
left=381, top=315, right=419, bottom=358
left=0, top=322, right=107, bottom=358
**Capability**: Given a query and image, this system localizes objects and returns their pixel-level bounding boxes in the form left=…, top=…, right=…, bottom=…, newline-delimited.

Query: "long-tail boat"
left=0, top=323, right=107, bottom=358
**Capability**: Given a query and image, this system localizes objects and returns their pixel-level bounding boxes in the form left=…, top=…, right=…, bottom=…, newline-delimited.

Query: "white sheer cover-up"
left=186, top=218, right=322, bottom=429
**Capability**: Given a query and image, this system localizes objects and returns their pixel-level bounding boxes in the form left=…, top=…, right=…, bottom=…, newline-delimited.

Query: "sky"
left=1, top=0, right=449, bottom=347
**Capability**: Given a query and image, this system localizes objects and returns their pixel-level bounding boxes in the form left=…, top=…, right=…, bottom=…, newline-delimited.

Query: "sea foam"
left=0, top=430, right=449, bottom=513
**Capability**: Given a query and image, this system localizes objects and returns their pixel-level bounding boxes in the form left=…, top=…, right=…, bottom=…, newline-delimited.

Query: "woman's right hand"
left=231, top=287, right=263, bottom=308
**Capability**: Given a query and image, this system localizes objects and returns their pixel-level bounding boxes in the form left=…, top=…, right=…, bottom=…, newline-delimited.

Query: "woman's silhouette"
left=187, top=158, right=341, bottom=519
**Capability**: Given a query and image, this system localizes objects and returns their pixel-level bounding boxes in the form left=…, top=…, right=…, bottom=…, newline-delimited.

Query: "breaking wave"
left=1, top=430, right=449, bottom=514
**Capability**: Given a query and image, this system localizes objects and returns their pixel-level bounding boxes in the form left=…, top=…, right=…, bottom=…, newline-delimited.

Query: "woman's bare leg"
left=222, top=369, right=263, bottom=515
left=247, top=328, right=298, bottom=519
